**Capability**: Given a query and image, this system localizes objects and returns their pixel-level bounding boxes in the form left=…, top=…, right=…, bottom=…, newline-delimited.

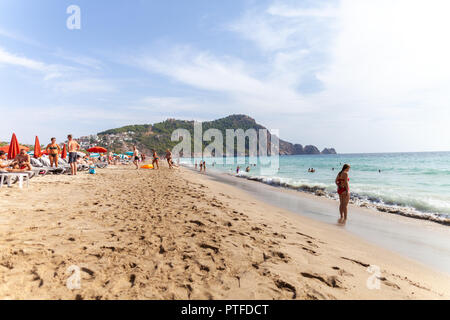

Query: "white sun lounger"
left=0, top=172, right=30, bottom=189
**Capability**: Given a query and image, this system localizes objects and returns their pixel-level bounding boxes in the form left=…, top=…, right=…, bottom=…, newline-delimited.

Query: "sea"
left=181, top=152, right=450, bottom=225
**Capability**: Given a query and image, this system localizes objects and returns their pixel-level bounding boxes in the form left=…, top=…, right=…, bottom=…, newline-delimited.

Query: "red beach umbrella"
left=87, top=146, right=107, bottom=153
left=0, top=144, right=29, bottom=153
left=61, top=144, right=67, bottom=159
left=34, top=136, right=42, bottom=158
left=7, top=133, right=21, bottom=160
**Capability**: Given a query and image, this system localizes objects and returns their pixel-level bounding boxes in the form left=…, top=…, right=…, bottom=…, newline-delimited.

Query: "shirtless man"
left=67, top=135, right=80, bottom=175
left=133, top=146, right=140, bottom=170
left=0, top=151, right=27, bottom=172
left=165, top=149, right=173, bottom=169
left=11, top=149, right=32, bottom=171
left=45, top=137, right=61, bottom=168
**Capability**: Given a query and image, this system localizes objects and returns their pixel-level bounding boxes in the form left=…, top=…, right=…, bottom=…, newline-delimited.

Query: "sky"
left=0, top=0, right=449, bottom=153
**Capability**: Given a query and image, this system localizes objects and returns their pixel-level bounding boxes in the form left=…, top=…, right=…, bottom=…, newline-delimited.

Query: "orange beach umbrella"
left=34, top=136, right=42, bottom=158
left=0, top=144, right=29, bottom=153
left=61, top=144, right=67, bottom=159
left=7, top=133, right=21, bottom=160
left=87, top=146, right=107, bottom=153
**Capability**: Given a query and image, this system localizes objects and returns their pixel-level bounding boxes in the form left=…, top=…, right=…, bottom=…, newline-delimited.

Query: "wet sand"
left=206, top=170, right=450, bottom=274
left=0, top=165, right=449, bottom=299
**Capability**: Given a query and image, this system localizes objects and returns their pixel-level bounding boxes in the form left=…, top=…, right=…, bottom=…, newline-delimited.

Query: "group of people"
left=308, top=168, right=316, bottom=173
left=132, top=146, right=179, bottom=170
left=0, top=149, right=32, bottom=172
left=0, top=134, right=83, bottom=176
left=195, top=160, right=207, bottom=173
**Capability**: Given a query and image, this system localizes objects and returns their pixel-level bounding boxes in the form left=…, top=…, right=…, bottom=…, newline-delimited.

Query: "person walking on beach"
left=165, top=149, right=173, bottom=169
left=45, top=137, right=61, bottom=168
left=152, top=150, right=160, bottom=169
left=132, top=146, right=140, bottom=170
left=67, top=135, right=80, bottom=176
left=335, top=164, right=351, bottom=223
left=202, top=160, right=206, bottom=173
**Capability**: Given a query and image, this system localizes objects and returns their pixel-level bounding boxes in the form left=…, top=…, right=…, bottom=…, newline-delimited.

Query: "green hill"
left=97, top=114, right=336, bottom=156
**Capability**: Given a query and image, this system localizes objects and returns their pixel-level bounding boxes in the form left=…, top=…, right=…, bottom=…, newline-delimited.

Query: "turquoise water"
left=183, top=152, right=450, bottom=224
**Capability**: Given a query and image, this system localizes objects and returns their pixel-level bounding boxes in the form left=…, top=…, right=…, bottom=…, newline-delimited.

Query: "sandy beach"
left=0, top=164, right=449, bottom=300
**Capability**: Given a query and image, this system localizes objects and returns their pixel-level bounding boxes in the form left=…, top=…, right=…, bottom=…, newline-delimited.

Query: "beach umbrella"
left=87, top=146, right=107, bottom=153
left=34, top=136, right=42, bottom=158
left=7, top=133, right=20, bottom=160
left=125, top=151, right=134, bottom=156
left=0, top=144, right=29, bottom=153
left=61, top=144, right=67, bottom=159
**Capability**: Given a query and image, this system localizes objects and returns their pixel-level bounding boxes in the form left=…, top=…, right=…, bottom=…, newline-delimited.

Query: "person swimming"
left=335, top=164, right=351, bottom=224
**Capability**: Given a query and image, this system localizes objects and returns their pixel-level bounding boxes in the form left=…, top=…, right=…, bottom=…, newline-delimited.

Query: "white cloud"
left=0, top=27, right=41, bottom=46
left=136, top=46, right=311, bottom=115
left=131, top=0, right=450, bottom=152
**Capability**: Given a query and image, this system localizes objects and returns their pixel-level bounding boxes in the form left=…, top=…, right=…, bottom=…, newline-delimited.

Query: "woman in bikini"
left=152, top=150, right=160, bottom=170
left=46, top=137, right=61, bottom=168
left=165, top=149, right=173, bottom=169
left=335, top=164, right=351, bottom=223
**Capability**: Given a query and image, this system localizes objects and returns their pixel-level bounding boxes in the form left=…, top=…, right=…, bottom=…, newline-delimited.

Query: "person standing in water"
left=335, top=164, right=351, bottom=224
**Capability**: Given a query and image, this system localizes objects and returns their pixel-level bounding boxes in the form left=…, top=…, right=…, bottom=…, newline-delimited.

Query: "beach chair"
left=37, top=157, right=66, bottom=174
left=0, top=172, right=30, bottom=189
left=30, top=158, right=51, bottom=176
left=95, top=161, right=108, bottom=169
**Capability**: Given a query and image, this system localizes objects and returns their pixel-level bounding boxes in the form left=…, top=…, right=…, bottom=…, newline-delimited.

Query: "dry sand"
left=0, top=164, right=449, bottom=300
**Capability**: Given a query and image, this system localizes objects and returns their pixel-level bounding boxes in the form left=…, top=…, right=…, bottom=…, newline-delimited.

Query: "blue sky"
left=0, top=0, right=449, bottom=153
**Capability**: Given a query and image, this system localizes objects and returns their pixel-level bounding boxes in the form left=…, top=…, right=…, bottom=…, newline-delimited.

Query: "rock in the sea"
left=293, top=144, right=304, bottom=154
left=314, top=190, right=327, bottom=197
left=321, top=148, right=337, bottom=155
left=303, top=145, right=321, bottom=154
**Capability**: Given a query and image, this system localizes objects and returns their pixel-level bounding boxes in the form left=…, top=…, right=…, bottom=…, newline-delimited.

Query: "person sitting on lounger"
left=0, top=151, right=28, bottom=173
left=11, top=149, right=32, bottom=171
left=0, top=151, right=10, bottom=171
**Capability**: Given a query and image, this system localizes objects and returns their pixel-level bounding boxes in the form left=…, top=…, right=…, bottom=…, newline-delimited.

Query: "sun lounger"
left=96, top=162, right=108, bottom=169
left=0, top=172, right=30, bottom=189
left=34, top=158, right=66, bottom=174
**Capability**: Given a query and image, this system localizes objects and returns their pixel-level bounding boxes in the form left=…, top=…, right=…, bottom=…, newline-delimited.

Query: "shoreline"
left=195, top=165, right=450, bottom=226
left=196, top=167, right=450, bottom=274
left=0, top=164, right=449, bottom=299
left=236, top=173, right=450, bottom=226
